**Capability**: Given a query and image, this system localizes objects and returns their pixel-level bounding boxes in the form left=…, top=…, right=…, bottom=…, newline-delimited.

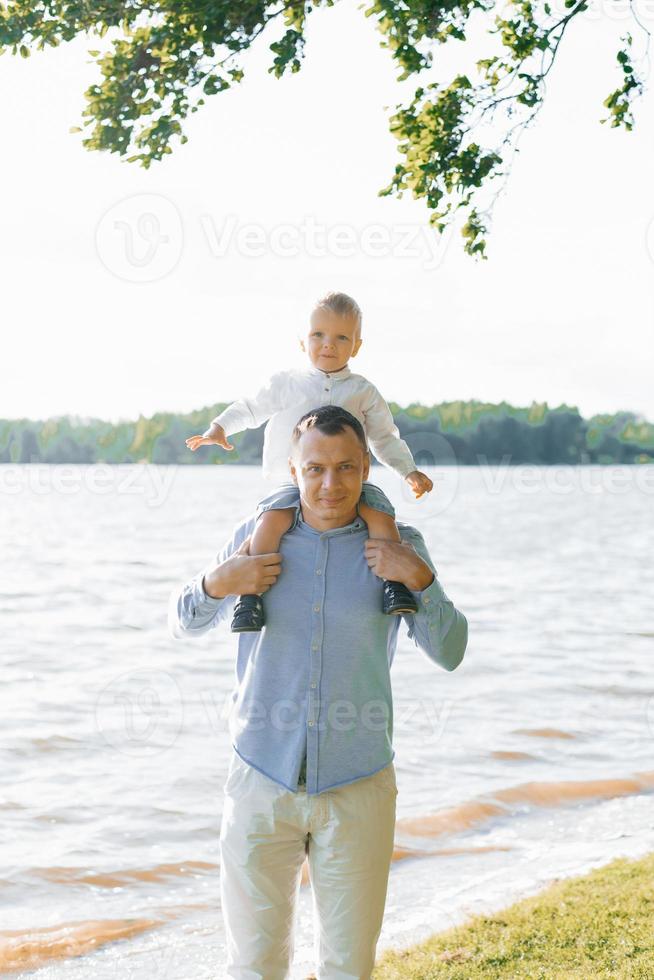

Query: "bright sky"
left=2, top=0, right=653, bottom=424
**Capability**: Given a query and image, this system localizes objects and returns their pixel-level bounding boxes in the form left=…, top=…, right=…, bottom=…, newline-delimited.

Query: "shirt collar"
left=289, top=506, right=365, bottom=536
left=307, top=364, right=352, bottom=382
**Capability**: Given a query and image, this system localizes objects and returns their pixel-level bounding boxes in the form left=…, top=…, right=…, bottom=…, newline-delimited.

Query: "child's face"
left=300, top=308, right=362, bottom=372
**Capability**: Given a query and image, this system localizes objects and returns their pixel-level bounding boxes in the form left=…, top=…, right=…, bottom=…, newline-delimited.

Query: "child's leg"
left=357, top=502, right=401, bottom=543
left=249, top=508, right=296, bottom=558
left=231, top=508, right=293, bottom=633
left=357, top=483, right=418, bottom=615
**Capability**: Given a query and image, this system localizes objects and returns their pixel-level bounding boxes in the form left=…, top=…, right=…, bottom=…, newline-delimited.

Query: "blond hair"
left=312, top=291, right=362, bottom=335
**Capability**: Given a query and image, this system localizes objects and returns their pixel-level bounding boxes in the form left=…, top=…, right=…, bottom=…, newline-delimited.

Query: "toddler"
left=186, top=291, right=433, bottom=632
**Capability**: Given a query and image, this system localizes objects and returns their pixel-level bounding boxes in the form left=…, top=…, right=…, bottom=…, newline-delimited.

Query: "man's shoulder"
left=238, top=510, right=260, bottom=531
left=397, top=522, right=426, bottom=545
left=396, top=523, right=436, bottom=576
left=222, top=511, right=259, bottom=551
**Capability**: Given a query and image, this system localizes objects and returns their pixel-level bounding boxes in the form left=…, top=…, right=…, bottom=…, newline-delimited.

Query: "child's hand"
left=185, top=422, right=234, bottom=452
left=405, top=470, right=433, bottom=499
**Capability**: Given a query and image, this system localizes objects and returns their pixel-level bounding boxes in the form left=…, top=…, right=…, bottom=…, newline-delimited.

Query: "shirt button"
left=312, top=643, right=318, bottom=651
left=424, top=597, right=430, bottom=604
left=308, top=720, right=314, bottom=726
left=310, top=682, right=317, bottom=689
left=315, top=569, right=322, bottom=575
left=313, top=604, right=320, bottom=612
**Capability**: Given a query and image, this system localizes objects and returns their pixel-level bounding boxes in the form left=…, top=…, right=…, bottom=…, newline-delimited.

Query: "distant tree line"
left=1, top=401, right=652, bottom=466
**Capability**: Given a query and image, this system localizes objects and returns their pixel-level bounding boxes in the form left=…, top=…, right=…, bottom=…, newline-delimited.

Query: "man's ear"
left=362, top=449, right=370, bottom=481
left=288, top=457, right=298, bottom=484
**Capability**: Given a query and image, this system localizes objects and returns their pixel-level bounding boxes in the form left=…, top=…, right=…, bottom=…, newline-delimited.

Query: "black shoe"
left=231, top=594, right=265, bottom=632
left=382, top=580, right=419, bottom=615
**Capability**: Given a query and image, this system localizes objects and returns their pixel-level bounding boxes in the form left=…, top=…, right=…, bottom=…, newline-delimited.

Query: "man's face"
left=289, top=426, right=370, bottom=530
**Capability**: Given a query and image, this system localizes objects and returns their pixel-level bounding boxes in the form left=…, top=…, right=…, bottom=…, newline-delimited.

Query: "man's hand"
left=364, top=540, right=434, bottom=592
left=186, top=422, right=234, bottom=452
left=202, top=536, right=282, bottom=599
left=405, top=470, right=433, bottom=499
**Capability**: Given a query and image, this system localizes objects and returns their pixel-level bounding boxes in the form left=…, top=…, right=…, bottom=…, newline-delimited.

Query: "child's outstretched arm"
left=185, top=370, right=289, bottom=453
left=186, top=421, right=234, bottom=452
left=362, top=385, right=434, bottom=498
left=404, top=470, right=433, bottom=498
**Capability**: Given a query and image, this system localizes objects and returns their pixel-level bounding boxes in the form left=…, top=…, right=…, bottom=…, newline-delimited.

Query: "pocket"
left=223, top=749, right=249, bottom=796
left=373, top=762, right=398, bottom=797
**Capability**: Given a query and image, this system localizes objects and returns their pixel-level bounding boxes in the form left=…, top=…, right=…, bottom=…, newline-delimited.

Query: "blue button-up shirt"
left=168, top=507, right=468, bottom=795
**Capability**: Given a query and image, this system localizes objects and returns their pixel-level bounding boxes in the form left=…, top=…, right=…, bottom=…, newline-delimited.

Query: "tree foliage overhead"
left=1, top=0, right=648, bottom=256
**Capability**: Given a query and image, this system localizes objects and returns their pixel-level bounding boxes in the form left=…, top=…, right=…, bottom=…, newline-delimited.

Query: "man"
left=169, top=405, right=468, bottom=980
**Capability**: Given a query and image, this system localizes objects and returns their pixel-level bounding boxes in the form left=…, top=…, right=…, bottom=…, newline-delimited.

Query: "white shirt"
left=212, top=364, right=417, bottom=484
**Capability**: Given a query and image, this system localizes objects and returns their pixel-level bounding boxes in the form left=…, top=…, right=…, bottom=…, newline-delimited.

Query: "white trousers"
left=219, top=749, right=398, bottom=979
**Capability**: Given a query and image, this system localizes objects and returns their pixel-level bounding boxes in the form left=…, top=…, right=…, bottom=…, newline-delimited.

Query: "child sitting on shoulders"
left=186, top=291, right=433, bottom=632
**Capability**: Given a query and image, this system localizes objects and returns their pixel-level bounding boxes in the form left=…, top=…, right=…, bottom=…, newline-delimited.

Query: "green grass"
left=372, top=853, right=654, bottom=979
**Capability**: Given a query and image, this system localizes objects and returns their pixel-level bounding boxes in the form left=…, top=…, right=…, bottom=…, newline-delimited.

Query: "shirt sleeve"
left=362, top=384, right=417, bottom=478
left=399, top=525, right=468, bottom=672
left=167, top=516, right=254, bottom=639
left=211, top=371, right=289, bottom=437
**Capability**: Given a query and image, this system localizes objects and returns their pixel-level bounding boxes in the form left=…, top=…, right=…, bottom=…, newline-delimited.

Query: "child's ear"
left=351, top=337, right=363, bottom=358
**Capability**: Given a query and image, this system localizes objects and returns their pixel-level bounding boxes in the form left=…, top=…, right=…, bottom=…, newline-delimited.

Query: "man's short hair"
left=290, top=405, right=369, bottom=456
